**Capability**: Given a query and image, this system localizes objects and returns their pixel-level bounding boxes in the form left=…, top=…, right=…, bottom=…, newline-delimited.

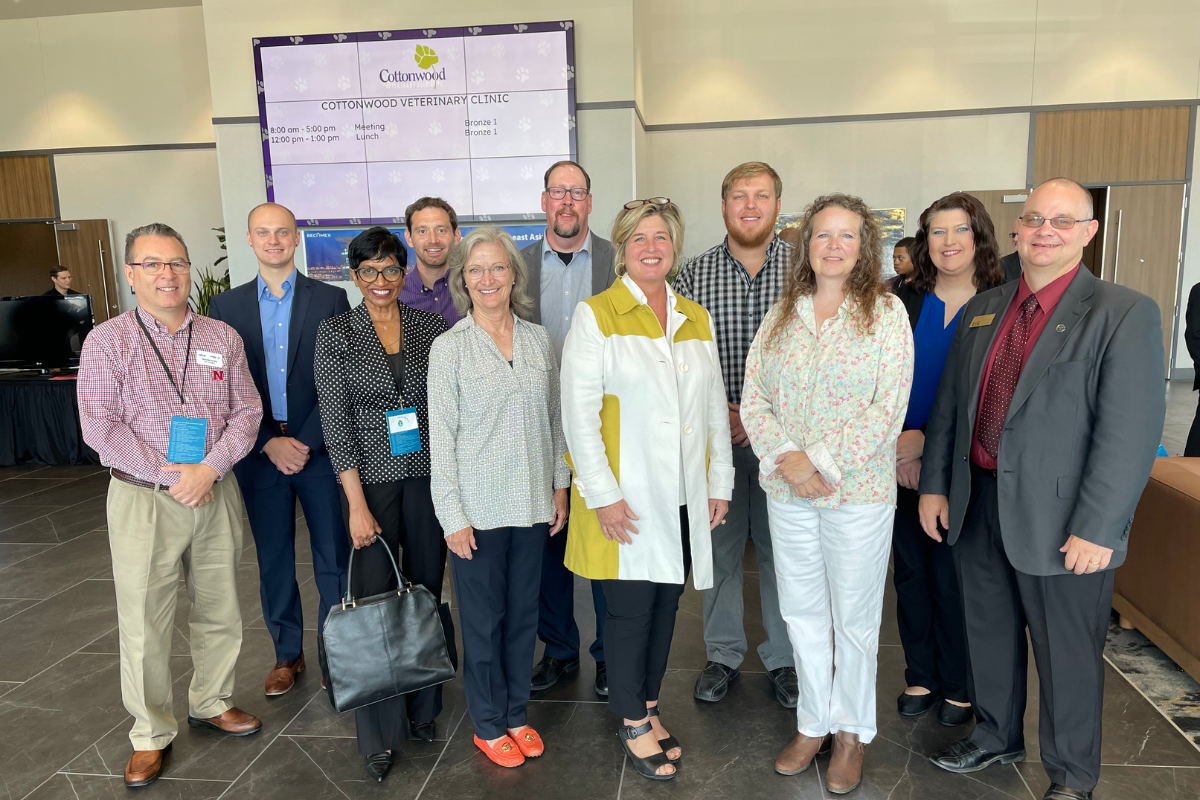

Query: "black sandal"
left=646, top=706, right=682, bottom=762
left=619, top=721, right=676, bottom=780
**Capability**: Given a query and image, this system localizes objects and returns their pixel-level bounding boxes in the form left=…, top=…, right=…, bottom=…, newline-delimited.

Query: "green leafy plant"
left=190, top=227, right=230, bottom=316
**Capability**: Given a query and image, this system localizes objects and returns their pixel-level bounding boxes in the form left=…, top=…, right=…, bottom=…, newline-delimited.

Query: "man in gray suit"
left=919, top=178, right=1165, bottom=800
left=519, top=160, right=614, bottom=697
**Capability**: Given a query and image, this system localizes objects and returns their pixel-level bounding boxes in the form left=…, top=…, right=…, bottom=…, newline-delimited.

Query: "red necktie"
left=977, top=294, right=1039, bottom=459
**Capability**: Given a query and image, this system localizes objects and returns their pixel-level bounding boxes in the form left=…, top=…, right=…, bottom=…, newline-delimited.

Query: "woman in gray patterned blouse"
left=427, top=226, right=570, bottom=769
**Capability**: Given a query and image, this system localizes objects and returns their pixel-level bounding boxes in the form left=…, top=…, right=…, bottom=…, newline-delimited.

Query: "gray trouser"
left=700, top=443, right=793, bottom=671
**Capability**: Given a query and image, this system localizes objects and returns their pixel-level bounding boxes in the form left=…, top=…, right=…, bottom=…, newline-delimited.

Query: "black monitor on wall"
left=0, top=295, right=94, bottom=370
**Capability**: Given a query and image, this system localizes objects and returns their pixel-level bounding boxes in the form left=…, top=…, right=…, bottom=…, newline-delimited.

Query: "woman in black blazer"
left=314, top=227, right=448, bottom=782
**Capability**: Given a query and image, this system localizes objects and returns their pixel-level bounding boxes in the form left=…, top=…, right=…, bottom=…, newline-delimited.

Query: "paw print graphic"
left=302, top=172, right=316, bottom=187
left=471, top=69, right=485, bottom=86
left=515, top=67, right=530, bottom=83
left=294, top=77, right=308, bottom=93
left=314, top=53, right=328, bottom=68
left=517, top=116, right=532, bottom=132
left=269, top=54, right=283, bottom=68
left=431, top=168, right=446, bottom=183
left=359, top=50, right=373, bottom=65
left=519, top=166, right=535, bottom=180
left=475, top=166, right=490, bottom=182
left=321, top=147, right=333, bottom=158
left=337, top=75, right=351, bottom=90
left=341, top=123, right=353, bottom=137
left=345, top=172, right=359, bottom=186
left=386, top=122, right=398, bottom=137
left=388, top=170, right=402, bottom=186
left=324, top=196, right=339, bottom=209
left=541, top=139, right=555, bottom=153
left=562, top=65, right=575, bottom=82
left=563, top=115, right=576, bottom=130
left=256, top=80, right=265, bottom=95
left=492, top=43, right=506, bottom=59
left=537, top=40, right=551, bottom=57
left=539, top=92, right=555, bottom=107
left=499, top=191, right=514, bottom=206
left=429, top=121, right=442, bottom=136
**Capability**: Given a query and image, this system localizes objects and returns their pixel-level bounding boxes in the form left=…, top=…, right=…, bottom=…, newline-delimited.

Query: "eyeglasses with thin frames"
left=128, top=261, right=191, bottom=276
left=465, top=265, right=511, bottom=279
left=1018, top=215, right=1093, bottom=230
left=623, top=197, right=671, bottom=211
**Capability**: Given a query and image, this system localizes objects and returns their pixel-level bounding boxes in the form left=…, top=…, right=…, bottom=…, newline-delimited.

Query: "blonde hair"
left=610, top=201, right=685, bottom=277
left=721, top=161, right=782, bottom=201
left=447, top=227, right=535, bottom=320
left=766, top=193, right=888, bottom=347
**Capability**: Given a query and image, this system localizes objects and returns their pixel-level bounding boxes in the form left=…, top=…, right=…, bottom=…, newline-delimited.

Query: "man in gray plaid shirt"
left=673, top=162, right=798, bottom=709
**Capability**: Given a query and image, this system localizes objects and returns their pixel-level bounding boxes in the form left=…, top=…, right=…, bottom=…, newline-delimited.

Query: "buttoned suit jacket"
left=208, top=270, right=350, bottom=488
left=519, top=233, right=615, bottom=325
left=919, top=266, right=1165, bottom=576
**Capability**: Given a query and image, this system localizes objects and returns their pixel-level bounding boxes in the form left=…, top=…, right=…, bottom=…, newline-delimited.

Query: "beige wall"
left=55, top=149, right=226, bottom=313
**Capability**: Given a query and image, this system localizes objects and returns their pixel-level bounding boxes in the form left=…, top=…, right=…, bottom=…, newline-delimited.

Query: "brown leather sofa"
left=1112, top=457, right=1200, bottom=682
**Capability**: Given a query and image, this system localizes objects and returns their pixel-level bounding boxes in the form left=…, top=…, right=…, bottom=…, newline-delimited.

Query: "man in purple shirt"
left=400, top=197, right=463, bottom=327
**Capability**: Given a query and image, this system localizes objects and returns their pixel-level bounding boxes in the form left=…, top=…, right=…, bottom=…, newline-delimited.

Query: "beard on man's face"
left=553, top=210, right=581, bottom=240
left=726, top=213, right=775, bottom=249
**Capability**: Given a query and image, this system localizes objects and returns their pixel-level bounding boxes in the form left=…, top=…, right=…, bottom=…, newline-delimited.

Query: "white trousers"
left=768, top=497, right=893, bottom=743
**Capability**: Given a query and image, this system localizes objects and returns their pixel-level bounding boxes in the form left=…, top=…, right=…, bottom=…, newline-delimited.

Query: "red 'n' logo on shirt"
left=212, top=370, right=224, bottom=381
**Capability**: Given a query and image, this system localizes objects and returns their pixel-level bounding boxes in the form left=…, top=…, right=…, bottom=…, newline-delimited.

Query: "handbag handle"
left=342, top=539, right=414, bottom=609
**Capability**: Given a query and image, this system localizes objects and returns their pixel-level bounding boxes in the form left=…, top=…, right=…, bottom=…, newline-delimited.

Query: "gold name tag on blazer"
left=969, top=314, right=996, bottom=328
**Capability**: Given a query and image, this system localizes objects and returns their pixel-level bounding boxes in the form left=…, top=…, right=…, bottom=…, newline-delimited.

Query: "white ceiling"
left=0, top=0, right=199, bottom=21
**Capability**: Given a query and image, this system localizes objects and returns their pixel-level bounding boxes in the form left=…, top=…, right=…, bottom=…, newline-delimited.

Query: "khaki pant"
left=107, top=474, right=245, bottom=750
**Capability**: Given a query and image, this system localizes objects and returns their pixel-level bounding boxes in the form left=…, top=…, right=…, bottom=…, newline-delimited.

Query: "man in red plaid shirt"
left=77, top=223, right=263, bottom=788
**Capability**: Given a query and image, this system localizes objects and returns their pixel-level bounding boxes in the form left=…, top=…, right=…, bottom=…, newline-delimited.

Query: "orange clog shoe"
left=474, top=734, right=525, bottom=768
left=507, top=726, right=544, bottom=757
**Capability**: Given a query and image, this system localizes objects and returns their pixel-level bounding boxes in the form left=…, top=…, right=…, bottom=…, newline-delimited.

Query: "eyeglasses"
left=546, top=187, right=589, bottom=201
left=353, top=266, right=403, bottom=282
left=1018, top=215, right=1093, bottom=230
left=465, top=265, right=511, bottom=279
left=623, top=197, right=670, bottom=211
left=129, top=261, right=191, bottom=275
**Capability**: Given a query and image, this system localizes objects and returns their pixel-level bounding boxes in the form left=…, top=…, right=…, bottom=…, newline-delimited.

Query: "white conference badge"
left=195, top=350, right=224, bottom=368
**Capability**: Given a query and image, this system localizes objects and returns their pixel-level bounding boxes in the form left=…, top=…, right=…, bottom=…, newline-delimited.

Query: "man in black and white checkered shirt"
left=672, top=161, right=798, bottom=710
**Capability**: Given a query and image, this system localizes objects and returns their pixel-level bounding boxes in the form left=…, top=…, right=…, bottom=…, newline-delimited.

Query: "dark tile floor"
left=1, top=381, right=1197, bottom=800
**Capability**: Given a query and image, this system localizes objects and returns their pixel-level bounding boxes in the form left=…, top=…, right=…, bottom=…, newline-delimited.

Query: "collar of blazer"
left=606, top=276, right=703, bottom=324
left=965, top=265, right=1095, bottom=425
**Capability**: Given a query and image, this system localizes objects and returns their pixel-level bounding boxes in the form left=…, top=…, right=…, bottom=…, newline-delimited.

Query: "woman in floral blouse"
left=741, top=193, right=914, bottom=794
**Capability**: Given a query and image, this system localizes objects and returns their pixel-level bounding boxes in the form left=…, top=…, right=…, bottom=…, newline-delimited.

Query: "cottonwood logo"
left=379, top=45, right=444, bottom=87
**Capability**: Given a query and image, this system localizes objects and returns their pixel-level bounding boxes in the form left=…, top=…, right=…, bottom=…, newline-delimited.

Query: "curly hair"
left=766, top=193, right=887, bottom=346
left=906, top=192, right=1003, bottom=294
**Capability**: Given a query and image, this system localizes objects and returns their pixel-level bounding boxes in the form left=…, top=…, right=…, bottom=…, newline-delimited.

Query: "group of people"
left=76, top=158, right=1166, bottom=800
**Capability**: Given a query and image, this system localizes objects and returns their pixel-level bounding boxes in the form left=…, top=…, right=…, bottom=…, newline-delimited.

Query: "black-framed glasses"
left=129, top=261, right=191, bottom=275
left=623, top=197, right=671, bottom=210
left=546, top=187, right=589, bottom=201
left=1018, top=215, right=1093, bottom=230
left=353, top=266, right=404, bottom=282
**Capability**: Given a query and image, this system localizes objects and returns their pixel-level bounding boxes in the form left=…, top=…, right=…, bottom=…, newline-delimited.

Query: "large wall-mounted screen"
left=254, top=21, right=577, bottom=226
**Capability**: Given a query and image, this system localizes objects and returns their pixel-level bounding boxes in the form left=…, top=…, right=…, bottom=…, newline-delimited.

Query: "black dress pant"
left=451, top=523, right=546, bottom=741
left=599, top=508, right=690, bottom=722
left=340, top=477, right=446, bottom=756
left=891, top=485, right=969, bottom=702
left=1185, top=393, right=1200, bottom=457
left=956, top=467, right=1113, bottom=792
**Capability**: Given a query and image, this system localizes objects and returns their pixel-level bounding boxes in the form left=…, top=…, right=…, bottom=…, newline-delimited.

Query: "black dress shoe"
left=768, top=667, right=798, bottom=709
left=930, top=738, right=1025, bottom=773
left=365, top=752, right=393, bottom=783
left=1043, top=784, right=1091, bottom=800
left=937, top=699, right=974, bottom=727
left=594, top=661, right=609, bottom=696
left=530, top=655, right=580, bottom=691
left=694, top=661, right=739, bottom=702
left=408, top=720, right=435, bottom=742
left=897, top=689, right=941, bottom=717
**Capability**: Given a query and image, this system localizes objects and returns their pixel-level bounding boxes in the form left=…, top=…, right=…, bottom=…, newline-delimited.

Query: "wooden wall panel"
left=1033, top=107, right=1190, bottom=185
left=0, top=156, right=56, bottom=220
left=963, top=189, right=1027, bottom=256
left=0, top=222, right=59, bottom=296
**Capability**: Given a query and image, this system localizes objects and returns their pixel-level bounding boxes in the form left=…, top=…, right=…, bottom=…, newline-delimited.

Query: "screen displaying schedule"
left=254, top=21, right=577, bottom=225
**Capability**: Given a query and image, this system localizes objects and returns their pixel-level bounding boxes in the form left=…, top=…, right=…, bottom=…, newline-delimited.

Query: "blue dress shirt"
left=539, top=232, right=593, bottom=362
left=257, top=270, right=295, bottom=422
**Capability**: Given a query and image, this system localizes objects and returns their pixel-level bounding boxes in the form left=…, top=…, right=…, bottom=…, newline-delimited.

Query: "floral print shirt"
left=741, top=292, right=914, bottom=508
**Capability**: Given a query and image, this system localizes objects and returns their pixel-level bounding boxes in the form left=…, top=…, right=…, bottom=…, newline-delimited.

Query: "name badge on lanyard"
left=386, top=408, right=422, bottom=456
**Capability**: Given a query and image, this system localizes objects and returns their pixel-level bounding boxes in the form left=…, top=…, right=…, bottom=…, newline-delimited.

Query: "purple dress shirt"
left=400, top=267, right=461, bottom=328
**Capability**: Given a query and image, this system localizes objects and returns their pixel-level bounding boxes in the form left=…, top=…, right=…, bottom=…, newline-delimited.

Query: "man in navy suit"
left=209, top=203, right=351, bottom=696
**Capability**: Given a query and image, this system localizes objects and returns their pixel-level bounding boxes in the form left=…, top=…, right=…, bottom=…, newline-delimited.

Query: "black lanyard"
left=136, top=312, right=192, bottom=409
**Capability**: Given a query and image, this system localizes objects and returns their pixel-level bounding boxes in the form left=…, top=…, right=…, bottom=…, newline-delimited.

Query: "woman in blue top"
left=890, top=192, right=1006, bottom=727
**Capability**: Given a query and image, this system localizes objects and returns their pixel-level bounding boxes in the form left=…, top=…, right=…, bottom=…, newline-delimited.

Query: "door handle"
left=98, top=239, right=113, bottom=316
left=1111, top=209, right=1123, bottom=284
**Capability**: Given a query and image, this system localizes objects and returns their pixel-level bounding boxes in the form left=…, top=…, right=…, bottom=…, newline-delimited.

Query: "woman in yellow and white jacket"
left=560, top=198, right=733, bottom=782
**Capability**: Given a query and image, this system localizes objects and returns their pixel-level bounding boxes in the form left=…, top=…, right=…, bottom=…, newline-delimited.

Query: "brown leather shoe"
left=187, top=707, right=262, bottom=736
left=264, top=655, right=305, bottom=696
left=826, top=731, right=865, bottom=794
left=124, top=742, right=170, bottom=787
left=775, top=733, right=832, bottom=775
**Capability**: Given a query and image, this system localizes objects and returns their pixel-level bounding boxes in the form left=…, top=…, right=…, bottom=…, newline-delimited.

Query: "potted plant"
left=190, top=227, right=230, bottom=316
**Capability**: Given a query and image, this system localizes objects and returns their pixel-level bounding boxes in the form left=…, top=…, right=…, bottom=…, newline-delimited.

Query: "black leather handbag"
left=318, top=540, right=456, bottom=713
